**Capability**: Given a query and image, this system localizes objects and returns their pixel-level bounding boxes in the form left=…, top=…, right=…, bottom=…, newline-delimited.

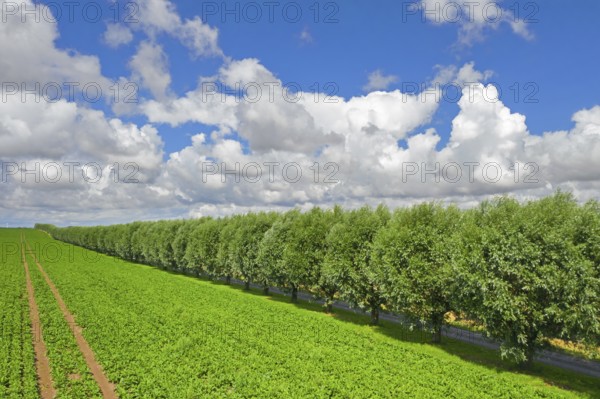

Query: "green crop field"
left=1, top=228, right=598, bottom=398
left=23, top=241, right=103, bottom=398
left=0, top=230, right=38, bottom=398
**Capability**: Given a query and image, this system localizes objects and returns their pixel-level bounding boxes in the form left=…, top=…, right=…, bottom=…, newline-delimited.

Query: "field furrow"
left=26, top=240, right=118, bottom=399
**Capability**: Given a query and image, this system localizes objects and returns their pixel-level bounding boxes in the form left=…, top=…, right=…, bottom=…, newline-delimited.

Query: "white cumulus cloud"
left=363, top=70, right=399, bottom=92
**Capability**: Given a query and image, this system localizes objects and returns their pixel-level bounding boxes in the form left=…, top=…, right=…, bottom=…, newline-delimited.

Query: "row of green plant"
left=36, top=192, right=600, bottom=366
left=0, top=230, right=38, bottom=398
left=23, top=245, right=103, bottom=398
left=21, top=229, right=598, bottom=398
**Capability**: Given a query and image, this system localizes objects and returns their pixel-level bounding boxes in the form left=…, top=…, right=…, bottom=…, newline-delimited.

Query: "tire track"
left=20, top=235, right=56, bottom=399
left=25, top=239, right=119, bottom=399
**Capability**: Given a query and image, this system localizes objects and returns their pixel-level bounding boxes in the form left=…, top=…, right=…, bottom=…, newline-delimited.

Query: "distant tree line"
left=35, top=192, right=600, bottom=366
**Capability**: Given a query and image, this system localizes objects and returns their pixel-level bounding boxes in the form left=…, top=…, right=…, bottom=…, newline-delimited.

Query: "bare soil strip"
left=25, top=240, right=119, bottom=399
left=20, top=236, right=56, bottom=399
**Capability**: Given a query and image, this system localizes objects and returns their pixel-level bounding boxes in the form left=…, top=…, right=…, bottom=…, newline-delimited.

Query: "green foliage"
left=322, top=205, right=390, bottom=321
left=184, top=218, right=221, bottom=276
left=374, top=203, right=461, bottom=341
left=282, top=207, right=339, bottom=302
left=216, top=215, right=242, bottom=282
left=229, top=212, right=279, bottom=288
left=36, top=193, right=600, bottom=365
left=457, top=193, right=600, bottom=364
left=20, top=229, right=598, bottom=398
left=257, top=209, right=300, bottom=292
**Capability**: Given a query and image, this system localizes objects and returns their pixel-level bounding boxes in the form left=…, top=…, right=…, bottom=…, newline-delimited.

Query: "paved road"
left=186, top=272, right=600, bottom=379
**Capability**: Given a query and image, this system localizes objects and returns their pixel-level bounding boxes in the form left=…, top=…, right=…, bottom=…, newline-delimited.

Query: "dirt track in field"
left=20, top=236, right=56, bottom=399
left=25, top=240, right=119, bottom=399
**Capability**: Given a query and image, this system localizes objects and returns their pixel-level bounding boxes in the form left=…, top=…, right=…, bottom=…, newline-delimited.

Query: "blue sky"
left=2, top=0, right=600, bottom=225
left=47, top=0, right=600, bottom=152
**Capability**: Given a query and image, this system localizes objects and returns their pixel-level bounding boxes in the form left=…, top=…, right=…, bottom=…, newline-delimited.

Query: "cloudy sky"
left=1, top=0, right=599, bottom=226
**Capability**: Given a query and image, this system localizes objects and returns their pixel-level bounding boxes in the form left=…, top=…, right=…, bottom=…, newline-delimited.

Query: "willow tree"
left=283, top=207, right=339, bottom=305
left=258, top=210, right=300, bottom=296
left=216, top=216, right=243, bottom=284
left=185, top=217, right=221, bottom=277
left=458, top=193, right=599, bottom=366
left=155, top=221, right=186, bottom=270
left=229, top=212, right=279, bottom=290
left=322, top=205, right=390, bottom=322
left=374, top=203, right=461, bottom=342
left=172, top=220, right=198, bottom=272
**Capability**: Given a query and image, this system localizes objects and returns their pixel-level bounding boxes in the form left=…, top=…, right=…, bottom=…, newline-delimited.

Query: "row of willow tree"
left=36, top=192, right=600, bottom=366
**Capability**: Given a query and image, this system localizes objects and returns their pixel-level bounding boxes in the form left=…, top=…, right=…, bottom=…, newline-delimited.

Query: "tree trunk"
left=370, top=307, right=380, bottom=326
left=263, top=286, right=269, bottom=295
left=431, top=313, right=444, bottom=343
left=523, top=346, right=536, bottom=369
left=291, top=285, right=298, bottom=302
left=519, top=331, right=538, bottom=369
left=244, top=280, right=250, bottom=290
left=323, top=294, right=334, bottom=313
left=225, top=275, right=231, bottom=285
left=431, top=326, right=442, bottom=343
